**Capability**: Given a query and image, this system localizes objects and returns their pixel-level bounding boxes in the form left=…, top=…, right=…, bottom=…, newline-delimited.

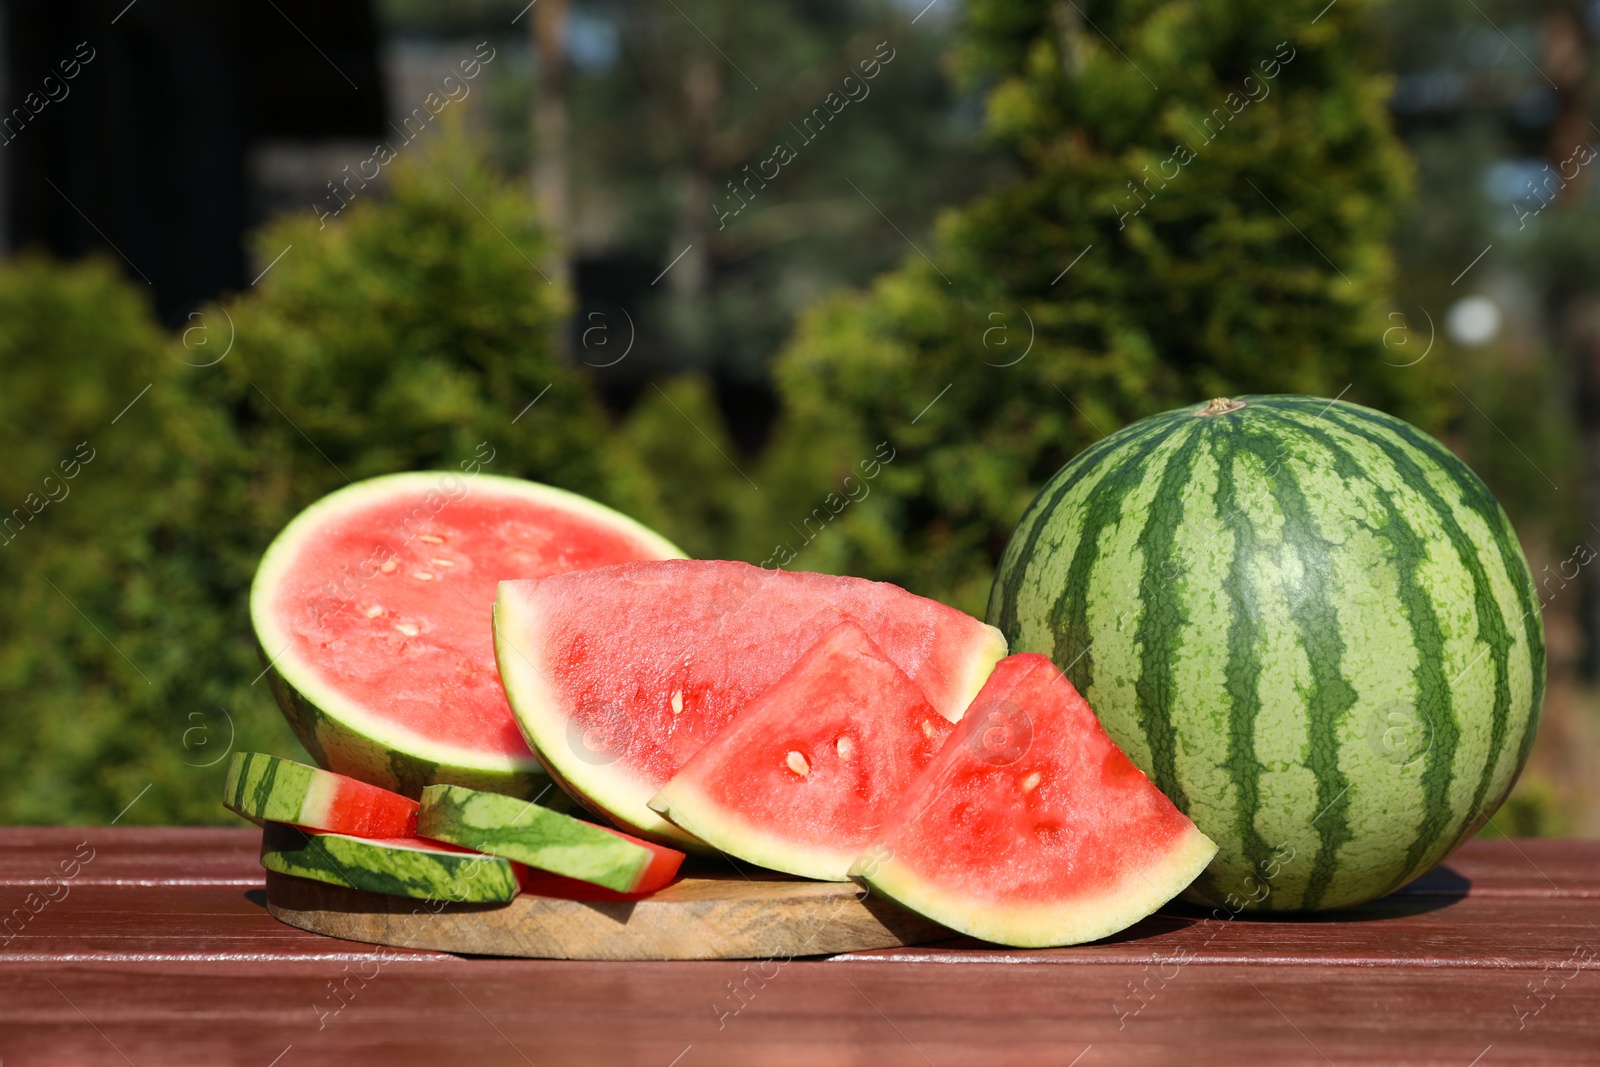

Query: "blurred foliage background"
left=0, top=0, right=1595, bottom=834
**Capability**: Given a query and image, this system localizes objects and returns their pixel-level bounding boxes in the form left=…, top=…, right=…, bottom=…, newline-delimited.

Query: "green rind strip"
left=1131, top=423, right=1207, bottom=813
left=1203, top=422, right=1274, bottom=906
left=417, top=784, right=653, bottom=892
left=1039, top=415, right=1191, bottom=700
left=224, top=751, right=318, bottom=826
left=1309, top=403, right=1526, bottom=874
left=990, top=413, right=1182, bottom=642
left=259, top=822, right=519, bottom=902
left=1224, top=411, right=1356, bottom=910
left=1261, top=406, right=1456, bottom=907
left=1317, top=401, right=1545, bottom=784
left=260, top=635, right=556, bottom=800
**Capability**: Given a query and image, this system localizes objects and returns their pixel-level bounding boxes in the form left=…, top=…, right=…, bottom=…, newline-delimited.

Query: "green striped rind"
left=988, top=396, right=1545, bottom=912
left=223, top=751, right=325, bottom=826
left=417, top=784, right=652, bottom=892
left=258, top=821, right=520, bottom=902
left=259, top=644, right=553, bottom=799
left=250, top=471, right=684, bottom=800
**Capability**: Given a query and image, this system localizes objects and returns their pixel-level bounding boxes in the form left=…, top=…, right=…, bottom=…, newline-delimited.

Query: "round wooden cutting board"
left=265, top=866, right=950, bottom=960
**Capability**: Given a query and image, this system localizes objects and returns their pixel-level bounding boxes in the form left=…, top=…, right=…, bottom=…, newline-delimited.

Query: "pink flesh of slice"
left=515, top=559, right=996, bottom=794
left=877, top=654, right=1201, bottom=904
left=666, top=622, right=954, bottom=862
left=309, top=775, right=420, bottom=838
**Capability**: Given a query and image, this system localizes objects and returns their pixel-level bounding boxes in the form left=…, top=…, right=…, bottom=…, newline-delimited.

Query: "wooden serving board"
left=264, top=865, right=950, bottom=960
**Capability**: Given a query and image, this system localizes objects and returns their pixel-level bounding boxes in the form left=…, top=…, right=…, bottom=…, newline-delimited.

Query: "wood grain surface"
left=265, top=865, right=949, bottom=960
left=2, top=827, right=1599, bottom=1066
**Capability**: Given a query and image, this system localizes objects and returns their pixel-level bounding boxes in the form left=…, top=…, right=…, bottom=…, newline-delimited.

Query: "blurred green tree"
left=749, top=0, right=1450, bottom=616
left=0, top=122, right=646, bottom=823
left=382, top=0, right=1007, bottom=396
left=0, top=254, right=242, bottom=823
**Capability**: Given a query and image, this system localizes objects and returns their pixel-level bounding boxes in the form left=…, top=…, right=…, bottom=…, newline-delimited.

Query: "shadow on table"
left=1157, top=863, right=1471, bottom=929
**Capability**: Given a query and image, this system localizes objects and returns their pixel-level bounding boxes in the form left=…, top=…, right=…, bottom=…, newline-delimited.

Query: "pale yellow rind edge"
left=494, top=581, right=702, bottom=847
left=852, top=823, right=1218, bottom=948
left=647, top=782, right=856, bottom=882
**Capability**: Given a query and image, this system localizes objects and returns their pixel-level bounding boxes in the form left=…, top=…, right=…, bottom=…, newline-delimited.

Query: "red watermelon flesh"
left=517, top=868, right=679, bottom=902
left=223, top=751, right=421, bottom=839
left=850, top=654, right=1217, bottom=947
left=251, top=472, right=683, bottom=798
left=648, top=622, right=954, bottom=880
left=494, top=559, right=1008, bottom=847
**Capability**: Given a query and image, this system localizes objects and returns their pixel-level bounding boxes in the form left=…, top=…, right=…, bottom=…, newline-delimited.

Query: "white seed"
left=395, top=622, right=419, bottom=637
left=785, top=751, right=810, bottom=777
left=835, top=736, right=855, bottom=760
left=364, top=605, right=384, bottom=619
left=379, top=560, right=397, bottom=574
left=670, top=690, right=684, bottom=715
left=1019, top=771, right=1041, bottom=793
left=418, top=534, right=445, bottom=544
left=921, top=720, right=939, bottom=739
left=430, top=557, right=455, bottom=568
left=413, top=570, right=435, bottom=581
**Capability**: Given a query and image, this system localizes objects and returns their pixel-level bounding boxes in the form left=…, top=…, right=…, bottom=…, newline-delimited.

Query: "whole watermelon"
left=988, top=395, right=1545, bottom=912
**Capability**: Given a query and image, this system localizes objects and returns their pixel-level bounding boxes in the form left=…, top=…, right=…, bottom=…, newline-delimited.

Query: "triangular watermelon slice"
left=647, top=622, right=954, bottom=880
left=493, top=560, right=1007, bottom=847
left=850, top=654, right=1216, bottom=947
left=251, top=472, right=683, bottom=799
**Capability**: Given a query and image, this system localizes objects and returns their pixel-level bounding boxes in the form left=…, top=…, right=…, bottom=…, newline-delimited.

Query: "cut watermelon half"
left=259, top=822, right=522, bottom=903
left=251, top=472, right=683, bottom=799
left=417, top=784, right=684, bottom=893
left=850, top=654, right=1217, bottom=948
left=647, top=622, right=954, bottom=880
left=494, top=559, right=1007, bottom=848
left=223, top=751, right=419, bottom=838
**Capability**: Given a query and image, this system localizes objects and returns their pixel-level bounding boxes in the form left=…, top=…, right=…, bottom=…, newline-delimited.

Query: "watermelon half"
left=494, top=559, right=1008, bottom=847
left=648, top=621, right=954, bottom=880
left=251, top=472, right=683, bottom=799
left=851, top=654, right=1216, bottom=948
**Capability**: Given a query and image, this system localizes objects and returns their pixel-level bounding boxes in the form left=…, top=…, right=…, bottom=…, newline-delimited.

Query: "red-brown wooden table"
left=1, top=828, right=1597, bottom=1066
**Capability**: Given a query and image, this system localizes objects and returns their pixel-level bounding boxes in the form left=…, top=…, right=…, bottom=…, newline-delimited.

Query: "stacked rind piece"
left=229, top=753, right=686, bottom=904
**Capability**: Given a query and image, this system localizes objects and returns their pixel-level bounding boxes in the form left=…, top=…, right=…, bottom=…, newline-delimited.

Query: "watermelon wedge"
left=223, top=751, right=419, bottom=838
left=250, top=471, right=683, bottom=799
left=493, top=560, right=1008, bottom=847
left=647, top=622, right=954, bottom=880
left=417, top=784, right=684, bottom=893
left=850, top=654, right=1217, bottom=947
left=259, top=822, right=521, bottom=903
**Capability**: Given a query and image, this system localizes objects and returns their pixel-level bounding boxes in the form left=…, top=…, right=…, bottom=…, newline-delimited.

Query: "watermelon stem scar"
left=1195, top=397, right=1248, bottom=416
